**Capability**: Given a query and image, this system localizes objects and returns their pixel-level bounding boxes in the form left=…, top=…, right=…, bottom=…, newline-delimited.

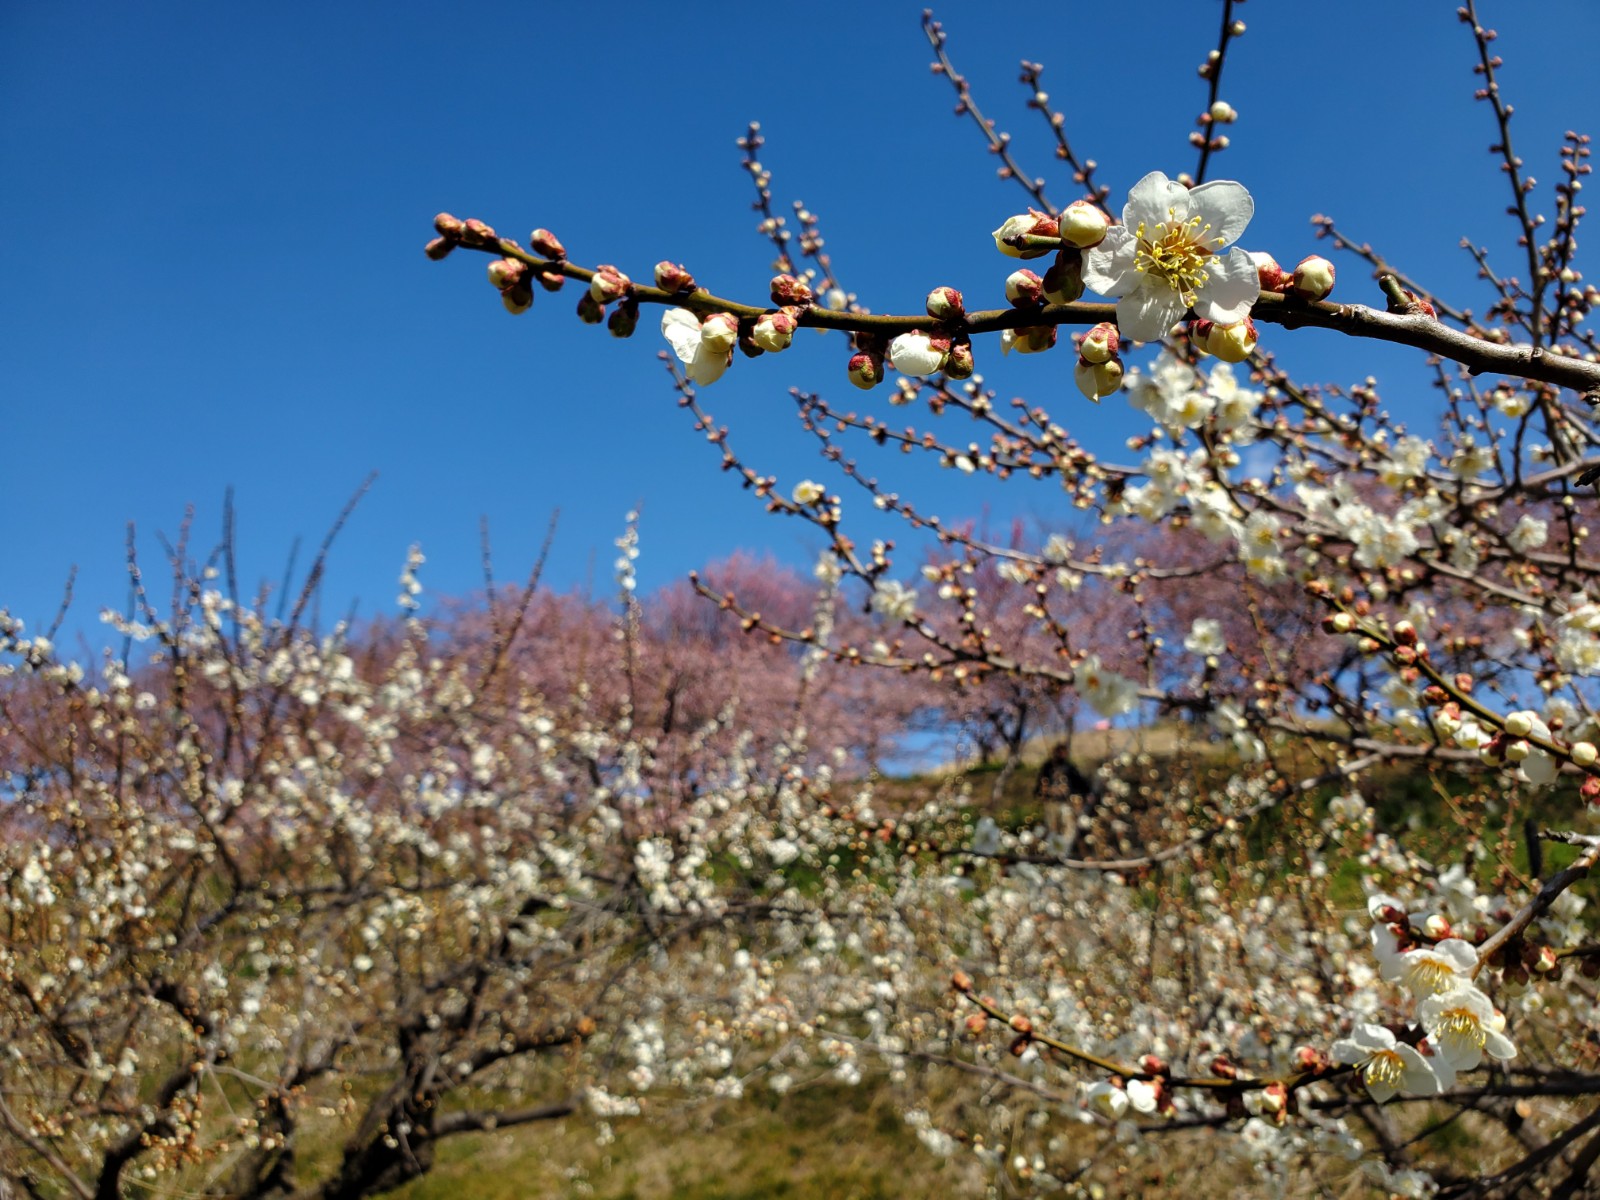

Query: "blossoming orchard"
left=8, top=3, right=1600, bottom=1198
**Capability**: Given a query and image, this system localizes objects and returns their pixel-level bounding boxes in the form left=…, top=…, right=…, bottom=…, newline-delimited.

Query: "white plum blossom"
left=1184, top=617, right=1226, bottom=657
left=888, top=330, right=948, bottom=376
left=1419, top=986, right=1517, bottom=1075
left=1083, top=171, right=1259, bottom=342
left=792, top=479, right=825, bottom=506
left=1507, top=514, right=1548, bottom=553
left=1076, top=654, right=1140, bottom=717
left=871, top=579, right=919, bottom=623
left=1554, top=597, right=1600, bottom=676
left=661, top=308, right=731, bottom=386
left=1382, top=938, right=1478, bottom=999
left=1084, top=1081, right=1129, bottom=1121
left=1330, top=1024, right=1439, bottom=1103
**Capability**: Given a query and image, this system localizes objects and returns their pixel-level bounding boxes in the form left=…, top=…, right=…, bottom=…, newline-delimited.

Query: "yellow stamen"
left=1436, top=1008, right=1487, bottom=1054
left=1404, top=958, right=1459, bottom=995
left=1132, top=206, right=1221, bottom=307
left=1363, top=1050, right=1405, bottom=1088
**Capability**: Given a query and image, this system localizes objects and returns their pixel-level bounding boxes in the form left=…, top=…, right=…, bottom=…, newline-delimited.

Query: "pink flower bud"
left=535, top=266, right=566, bottom=293
left=700, top=312, right=740, bottom=356
left=529, top=228, right=566, bottom=259
left=944, top=337, right=975, bottom=380
left=501, top=283, right=534, bottom=315
left=576, top=292, right=605, bottom=324
left=1058, top=200, right=1110, bottom=249
left=991, top=209, right=1060, bottom=259
left=424, top=237, right=455, bottom=261
left=608, top=299, right=639, bottom=338
left=1043, top=249, right=1085, bottom=304
left=1074, top=354, right=1124, bottom=401
left=1250, top=251, right=1288, bottom=292
left=459, top=219, right=497, bottom=247
left=848, top=350, right=884, bottom=390
left=752, top=308, right=799, bottom=353
left=1005, top=269, right=1045, bottom=308
left=771, top=273, right=814, bottom=307
left=655, top=261, right=696, bottom=293
left=434, top=212, right=465, bottom=239
left=589, top=265, right=632, bottom=305
left=487, top=258, right=527, bottom=290
left=926, top=286, right=966, bottom=322
left=1291, top=255, right=1336, bottom=301
left=1078, top=322, right=1120, bottom=364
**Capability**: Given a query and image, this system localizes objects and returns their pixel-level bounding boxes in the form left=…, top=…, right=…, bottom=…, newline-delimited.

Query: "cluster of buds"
left=487, top=256, right=534, bottom=314
left=1250, top=251, right=1336, bottom=302
left=1073, top=321, right=1123, bottom=401
left=429, top=216, right=572, bottom=318
left=993, top=201, right=1105, bottom=307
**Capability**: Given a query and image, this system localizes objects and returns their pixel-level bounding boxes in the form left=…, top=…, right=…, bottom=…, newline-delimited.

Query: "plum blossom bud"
left=1009, top=325, right=1057, bottom=354
left=1005, top=269, right=1045, bottom=308
left=1058, top=200, right=1110, bottom=249
left=501, top=283, right=534, bottom=315
left=700, top=312, right=740, bottom=356
left=1293, top=1046, right=1330, bottom=1073
left=459, top=219, right=496, bottom=247
left=654, top=261, right=696, bottom=293
left=1504, top=739, right=1532, bottom=763
left=607, top=299, right=639, bottom=338
left=1078, top=322, right=1120, bottom=364
left=433, top=212, right=465, bottom=239
left=1572, top=741, right=1597, bottom=767
left=576, top=292, right=605, bottom=324
left=951, top=970, right=973, bottom=993
left=792, top=479, right=825, bottom=506
left=925, top=286, right=966, bottom=322
left=487, top=258, right=527, bottom=290
left=889, top=330, right=949, bottom=377
left=424, top=237, right=455, bottom=261
left=1043, top=248, right=1085, bottom=304
left=771, top=273, right=814, bottom=307
left=1505, top=711, right=1535, bottom=738
left=535, top=266, right=566, bottom=292
left=992, top=209, right=1060, bottom=259
left=944, top=337, right=975, bottom=380
left=848, top=350, right=885, bottom=390
left=529, top=228, right=566, bottom=259
left=1075, top=354, right=1124, bottom=401
left=1250, top=251, right=1288, bottom=292
left=589, top=265, right=632, bottom=304
left=751, top=308, right=799, bottom=353
left=1291, top=255, right=1336, bottom=301
left=1210, top=100, right=1238, bottom=123
left=1199, top=317, right=1258, bottom=363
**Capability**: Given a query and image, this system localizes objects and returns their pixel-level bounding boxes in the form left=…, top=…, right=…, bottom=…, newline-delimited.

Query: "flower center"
left=1437, top=1008, right=1487, bottom=1052
left=1405, top=957, right=1459, bottom=995
left=1134, top=210, right=1220, bottom=307
left=1363, top=1050, right=1405, bottom=1087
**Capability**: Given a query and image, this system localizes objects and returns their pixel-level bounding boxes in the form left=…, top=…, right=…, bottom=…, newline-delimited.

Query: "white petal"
left=1125, top=1078, right=1159, bottom=1113
left=1484, top=1030, right=1518, bottom=1061
left=1116, top=285, right=1185, bottom=343
left=1123, top=171, right=1189, bottom=232
left=1193, top=248, right=1260, bottom=325
left=1365, top=1076, right=1398, bottom=1104
left=1396, top=1046, right=1441, bottom=1095
left=686, top=346, right=729, bottom=385
left=1520, top=749, right=1559, bottom=785
left=1081, top=226, right=1137, bottom=297
left=1436, top=939, right=1479, bottom=973
left=1188, top=179, right=1254, bottom=246
left=1350, top=1023, right=1397, bottom=1052
left=661, top=308, right=702, bottom=364
left=1330, top=1038, right=1366, bottom=1066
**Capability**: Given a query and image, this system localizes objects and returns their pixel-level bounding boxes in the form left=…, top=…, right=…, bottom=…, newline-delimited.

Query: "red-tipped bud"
left=654, top=261, right=696, bottom=293
left=1043, top=248, right=1085, bottom=304
left=1210, top=1055, right=1238, bottom=1080
left=964, top=1013, right=987, bottom=1035
left=1393, top=620, right=1418, bottom=646
left=529, top=228, right=566, bottom=259
left=1005, top=269, right=1046, bottom=308
left=926, top=286, right=966, bottom=322
left=1201, top=317, right=1258, bottom=363
left=424, top=237, right=455, bottom=261
left=951, top=970, right=974, bottom=993
left=700, top=312, right=740, bottom=356
left=1139, top=1055, right=1169, bottom=1077
left=1074, top=354, right=1124, bottom=401
left=1291, top=255, right=1336, bottom=301
left=1294, top=1045, right=1330, bottom=1073
left=1009, top=1014, right=1034, bottom=1035
left=1250, top=251, right=1288, bottom=292
left=771, top=273, right=814, bottom=307
left=1531, top=945, right=1560, bottom=974
left=1058, top=200, right=1110, bottom=249
left=944, top=337, right=975, bottom=380
left=459, top=219, right=497, bottom=247
left=992, top=209, right=1060, bottom=259
left=487, top=258, right=527, bottom=290
left=752, top=308, right=799, bottom=353
left=607, top=298, right=640, bottom=338
left=576, top=291, right=605, bottom=324
left=1010, top=325, right=1057, bottom=355
left=535, top=266, right=566, bottom=293
left=1078, top=322, right=1120, bottom=364
left=434, top=213, right=465, bottom=239
left=589, top=265, right=632, bottom=305
left=501, top=283, right=534, bottom=315
left=848, top=350, right=885, bottom=390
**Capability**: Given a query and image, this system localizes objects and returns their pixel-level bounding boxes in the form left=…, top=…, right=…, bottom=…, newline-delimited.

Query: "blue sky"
left=6, top=2, right=1599, bottom=654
